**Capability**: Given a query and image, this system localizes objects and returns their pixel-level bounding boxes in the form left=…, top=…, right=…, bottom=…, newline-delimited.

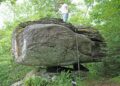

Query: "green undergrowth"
left=0, top=52, right=120, bottom=86
left=0, top=22, right=33, bottom=86
left=0, top=54, right=33, bottom=86
left=23, top=72, right=120, bottom=86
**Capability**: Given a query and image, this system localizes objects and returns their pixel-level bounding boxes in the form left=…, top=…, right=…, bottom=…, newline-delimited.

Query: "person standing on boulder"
left=59, top=3, right=69, bottom=22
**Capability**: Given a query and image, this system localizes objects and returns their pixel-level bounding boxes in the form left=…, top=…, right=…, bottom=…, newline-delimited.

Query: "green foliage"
left=84, top=0, right=94, bottom=5
left=70, top=12, right=91, bottom=25
left=24, top=76, right=48, bottom=86
left=101, top=55, right=120, bottom=77
left=24, top=72, right=90, bottom=86
left=0, top=21, right=33, bottom=86
left=110, top=76, right=120, bottom=83
left=23, top=71, right=120, bottom=86
left=24, top=72, right=72, bottom=86
left=89, top=0, right=120, bottom=77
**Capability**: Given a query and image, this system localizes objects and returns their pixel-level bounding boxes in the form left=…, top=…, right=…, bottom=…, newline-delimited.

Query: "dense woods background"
left=0, top=0, right=120, bottom=86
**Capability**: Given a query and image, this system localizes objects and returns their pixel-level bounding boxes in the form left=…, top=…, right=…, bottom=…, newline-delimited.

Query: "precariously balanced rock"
left=12, top=18, right=106, bottom=66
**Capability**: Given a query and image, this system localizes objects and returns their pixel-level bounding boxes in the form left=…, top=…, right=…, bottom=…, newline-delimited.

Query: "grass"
left=0, top=53, right=33, bottom=86
left=23, top=72, right=120, bottom=86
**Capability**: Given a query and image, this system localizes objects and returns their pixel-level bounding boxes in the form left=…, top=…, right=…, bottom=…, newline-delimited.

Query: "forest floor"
left=81, top=80, right=120, bottom=86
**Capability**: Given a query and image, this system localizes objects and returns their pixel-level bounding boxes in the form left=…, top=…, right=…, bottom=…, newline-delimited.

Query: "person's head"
left=64, top=4, right=68, bottom=9
left=62, top=3, right=68, bottom=9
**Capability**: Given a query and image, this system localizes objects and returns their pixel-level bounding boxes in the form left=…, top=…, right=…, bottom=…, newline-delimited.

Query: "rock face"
left=12, top=18, right=106, bottom=66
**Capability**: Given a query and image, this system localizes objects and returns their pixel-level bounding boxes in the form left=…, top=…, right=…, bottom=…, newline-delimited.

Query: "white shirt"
left=59, top=4, right=69, bottom=14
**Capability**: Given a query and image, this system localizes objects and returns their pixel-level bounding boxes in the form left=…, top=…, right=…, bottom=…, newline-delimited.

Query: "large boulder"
left=12, top=18, right=106, bottom=66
